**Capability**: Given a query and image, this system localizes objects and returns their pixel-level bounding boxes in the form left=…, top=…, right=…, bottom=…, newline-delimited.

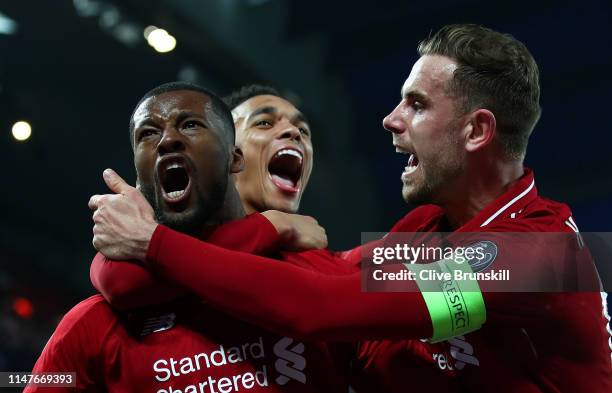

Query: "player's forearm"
left=335, top=239, right=384, bottom=268
left=147, top=225, right=434, bottom=341
left=90, top=253, right=184, bottom=309
left=90, top=213, right=281, bottom=309
left=206, top=212, right=281, bottom=254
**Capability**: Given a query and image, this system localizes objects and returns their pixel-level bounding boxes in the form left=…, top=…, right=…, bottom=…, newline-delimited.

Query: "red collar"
left=457, top=168, right=537, bottom=232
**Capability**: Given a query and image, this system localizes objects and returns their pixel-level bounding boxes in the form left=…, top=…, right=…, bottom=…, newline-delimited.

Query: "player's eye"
left=412, top=101, right=425, bottom=112
left=137, top=129, right=159, bottom=141
left=298, top=127, right=310, bottom=136
left=254, top=120, right=273, bottom=128
left=183, top=120, right=205, bottom=129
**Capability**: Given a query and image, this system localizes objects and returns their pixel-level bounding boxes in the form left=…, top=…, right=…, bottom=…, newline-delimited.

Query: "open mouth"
left=404, top=154, right=419, bottom=176
left=395, top=146, right=419, bottom=180
left=158, top=157, right=192, bottom=205
left=267, top=148, right=303, bottom=193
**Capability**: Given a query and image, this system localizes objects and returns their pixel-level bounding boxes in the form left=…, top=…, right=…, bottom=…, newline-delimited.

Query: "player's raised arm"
left=143, top=221, right=592, bottom=343
left=89, top=170, right=282, bottom=309
left=145, top=224, right=440, bottom=341
left=89, top=169, right=333, bottom=309
left=90, top=253, right=184, bottom=310
left=90, top=210, right=286, bottom=309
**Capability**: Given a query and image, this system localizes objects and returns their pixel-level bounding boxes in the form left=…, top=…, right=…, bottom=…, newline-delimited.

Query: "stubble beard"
left=402, top=157, right=463, bottom=206
left=402, top=121, right=464, bottom=206
left=139, top=177, right=228, bottom=237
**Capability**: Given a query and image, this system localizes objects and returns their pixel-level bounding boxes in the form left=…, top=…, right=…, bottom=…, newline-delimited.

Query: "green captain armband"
left=404, top=258, right=486, bottom=343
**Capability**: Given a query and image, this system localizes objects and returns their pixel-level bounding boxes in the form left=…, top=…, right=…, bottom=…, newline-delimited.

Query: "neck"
left=242, top=202, right=258, bottom=215
left=442, top=159, right=523, bottom=229
left=198, top=183, right=246, bottom=238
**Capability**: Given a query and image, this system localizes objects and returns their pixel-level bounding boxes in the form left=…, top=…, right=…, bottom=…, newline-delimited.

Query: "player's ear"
left=464, top=109, right=496, bottom=153
left=230, top=146, right=245, bottom=174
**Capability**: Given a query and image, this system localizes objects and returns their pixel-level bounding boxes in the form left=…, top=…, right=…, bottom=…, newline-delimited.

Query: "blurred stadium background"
left=1, top=0, right=611, bottom=373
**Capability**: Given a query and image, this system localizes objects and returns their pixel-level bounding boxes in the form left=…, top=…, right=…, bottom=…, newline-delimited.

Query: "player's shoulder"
left=490, top=195, right=577, bottom=233
left=64, top=294, right=114, bottom=319
left=390, top=205, right=444, bottom=232
left=52, top=294, right=116, bottom=341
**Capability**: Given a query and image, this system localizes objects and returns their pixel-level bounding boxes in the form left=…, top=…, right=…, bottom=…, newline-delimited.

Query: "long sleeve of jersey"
left=146, top=224, right=434, bottom=341
left=145, top=223, right=597, bottom=342
left=90, top=213, right=280, bottom=309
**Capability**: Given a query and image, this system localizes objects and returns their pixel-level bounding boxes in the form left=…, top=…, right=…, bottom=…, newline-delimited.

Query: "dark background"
left=1, top=0, right=610, bottom=372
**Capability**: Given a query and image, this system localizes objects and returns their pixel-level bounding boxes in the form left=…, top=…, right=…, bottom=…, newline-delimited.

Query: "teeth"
left=395, top=147, right=410, bottom=154
left=167, top=190, right=185, bottom=199
left=402, top=154, right=418, bottom=177
left=276, top=149, right=302, bottom=161
left=167, top=162, right=183, bottom=170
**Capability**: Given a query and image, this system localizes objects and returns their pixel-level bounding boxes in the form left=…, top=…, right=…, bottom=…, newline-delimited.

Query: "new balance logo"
left=140, top=313, right=176, bottom=336
left=273, top=337, right=307, bottom=385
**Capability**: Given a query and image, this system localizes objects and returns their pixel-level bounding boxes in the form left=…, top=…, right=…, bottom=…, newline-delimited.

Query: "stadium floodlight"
left=12, top=121, right=32, bottom=142
left=146, top=27, right=177, bottom=53
left=0, top=11, right=18, bottom=35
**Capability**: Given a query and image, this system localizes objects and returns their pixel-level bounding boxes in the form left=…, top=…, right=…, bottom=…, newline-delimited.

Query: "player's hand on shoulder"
left=88, top=168, right=157, bottom=261
left=261, top=210, right=328, bottom=251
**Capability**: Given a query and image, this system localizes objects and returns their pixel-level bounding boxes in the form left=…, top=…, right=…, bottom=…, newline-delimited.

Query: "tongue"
left=271, top=174, right=298, bottom=193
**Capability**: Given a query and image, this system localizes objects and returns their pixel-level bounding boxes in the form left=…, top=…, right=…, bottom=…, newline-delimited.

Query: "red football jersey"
left=27, top=214, right=350, bottom=393
left=140, top=169, right=612, bottom=392
left=352, top=168, right=612, bottom=392
left=26, top=295, right=349, bottom=393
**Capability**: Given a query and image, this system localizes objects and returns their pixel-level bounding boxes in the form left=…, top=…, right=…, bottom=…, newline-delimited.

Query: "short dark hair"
left=129, top=81, right=235, bottom=146
left=222, top=84, right=283, bottom=110
left=418, top=24, right=541, bottom=160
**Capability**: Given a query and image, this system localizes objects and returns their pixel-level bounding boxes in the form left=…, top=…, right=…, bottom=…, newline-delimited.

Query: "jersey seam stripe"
left=480, top=179, right=535, bottom=227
